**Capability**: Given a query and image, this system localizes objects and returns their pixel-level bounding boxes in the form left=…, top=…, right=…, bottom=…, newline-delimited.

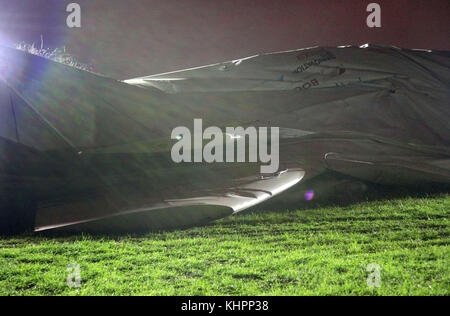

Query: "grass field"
left=0, top=193, right=448, bottom=296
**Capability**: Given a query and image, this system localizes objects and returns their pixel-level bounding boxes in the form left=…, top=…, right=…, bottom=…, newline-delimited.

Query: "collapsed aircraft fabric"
left=0, top=44, right=449, bottom=234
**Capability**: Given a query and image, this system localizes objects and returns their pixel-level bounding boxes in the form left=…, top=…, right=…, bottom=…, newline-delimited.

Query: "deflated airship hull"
left=0, top=45, right=302, bottom=234
left=0, top=44, right=449, bottom=234
left=126, top=44, right=450, bottom=185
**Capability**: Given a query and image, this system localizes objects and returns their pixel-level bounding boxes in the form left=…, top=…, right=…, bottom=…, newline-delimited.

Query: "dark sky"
left=0, top=0, right=449, bottom=79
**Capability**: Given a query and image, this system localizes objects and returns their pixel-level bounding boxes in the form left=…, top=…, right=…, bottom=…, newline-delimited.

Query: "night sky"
left=0, top=0, right=449, bottom=79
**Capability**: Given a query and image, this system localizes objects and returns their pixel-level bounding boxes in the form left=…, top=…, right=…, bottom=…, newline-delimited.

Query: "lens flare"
left=304, top=190, right=314, bottom=201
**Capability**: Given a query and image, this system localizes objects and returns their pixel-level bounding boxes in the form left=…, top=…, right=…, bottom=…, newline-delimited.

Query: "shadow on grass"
left=242, top=171, right=450, bottom=214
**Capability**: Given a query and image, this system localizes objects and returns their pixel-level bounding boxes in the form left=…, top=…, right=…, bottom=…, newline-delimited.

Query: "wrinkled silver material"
left=0, top=44, right=448, bottom=234
left=126, top=44, right=450, bottom=185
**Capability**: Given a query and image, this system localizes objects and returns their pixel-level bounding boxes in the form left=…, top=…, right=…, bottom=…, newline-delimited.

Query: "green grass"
left=0, top=194, right=448, bottom=296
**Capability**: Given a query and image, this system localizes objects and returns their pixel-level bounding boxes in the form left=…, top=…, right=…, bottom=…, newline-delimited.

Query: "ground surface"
left=0, top=194, right=448, bottom=296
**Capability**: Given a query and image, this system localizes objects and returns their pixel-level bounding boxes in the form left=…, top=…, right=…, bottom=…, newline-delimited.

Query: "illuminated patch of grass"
left=0, top=194, right=448, bottom=295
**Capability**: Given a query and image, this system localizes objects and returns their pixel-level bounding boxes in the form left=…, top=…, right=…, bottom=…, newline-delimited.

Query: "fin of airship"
left=34, top=169, right=303, bottom=233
